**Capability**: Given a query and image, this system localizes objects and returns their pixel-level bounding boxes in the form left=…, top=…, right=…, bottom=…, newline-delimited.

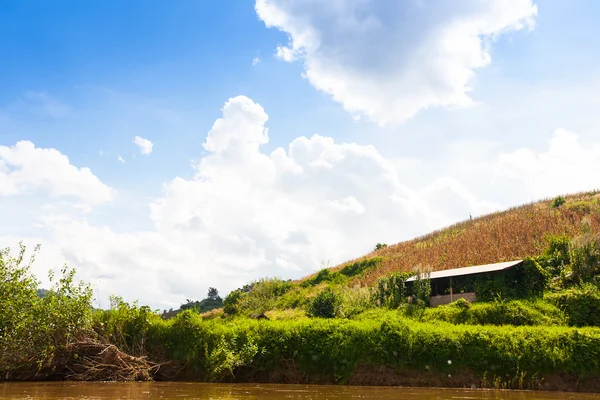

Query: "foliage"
left=301, top=268, right=346, bottom=287
left=374, top=272, right=413, bottom=308
left=337, top=286, right=374, bottom=318
left=223, top=289, right=244, bottom=315
left=0, top=243, right=93, bottom=380
left=452, top=258, right=550, bottom=301
left=137, top=309, right=600, bottom=387
left=307, top=287, right=341, bottom=318
left=374, top=243, right=388, bottom=251
left=539, top=234, right=571, bottom=275
left=346, top=191, right=600, bottom=287
left=339, top=257, right=384, bottom=277
left=552, top=195, right=566, bottom=208
left=569, top=221, right=600, bottom=282
left=410, top=266, right=432, bottom=305
left=421, top=299, right=566, bottom=326
left=546, top=283, right=600, bottom=327
left=180, top=287, right=224, bottom=314
left=223, top=278, right=292, bottom=316
left=93, top=295, right=157, bottom=356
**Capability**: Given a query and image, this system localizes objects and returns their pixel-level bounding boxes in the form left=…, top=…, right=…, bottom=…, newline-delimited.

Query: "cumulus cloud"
left=5, top=96, right=599, bottom=310
left=252, top=57, right=261, bottom=66
left=31, top=96, right=496, bottom=308
left=497, top=129, right=600, bottom=200
left=0, top=141, right=115, bottom=204
left=256, top=0, right=537, bottom=125
left=133, top=136, right=153, bottom=155
left=117, top=155, right=125, bottom=164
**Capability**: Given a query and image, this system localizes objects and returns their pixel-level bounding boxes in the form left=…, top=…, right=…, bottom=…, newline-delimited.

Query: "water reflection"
left=0, top=382, right=598, bottom=400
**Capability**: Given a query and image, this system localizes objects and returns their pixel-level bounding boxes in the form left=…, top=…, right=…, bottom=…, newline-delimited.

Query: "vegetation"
left=0, top=243, right=153, bottom=381
left=4, top=190, right=600, bottom=391
left=332, top=191, right=600, bottom=287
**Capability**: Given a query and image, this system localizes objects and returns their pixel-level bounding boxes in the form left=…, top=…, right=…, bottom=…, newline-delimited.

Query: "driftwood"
left=59, top=338, right=157, bottom=381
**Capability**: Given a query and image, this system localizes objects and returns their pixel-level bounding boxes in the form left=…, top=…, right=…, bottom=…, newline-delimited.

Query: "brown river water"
left=1, top=383, right=599, bottom=400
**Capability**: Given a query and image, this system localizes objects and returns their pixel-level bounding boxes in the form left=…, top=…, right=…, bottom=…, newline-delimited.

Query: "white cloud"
left=0, top=141, right=115, bottom=204
left=117, top=155, right=125, bottom=164
left=5, top=96, right=600, bottom=311
left=133, top=136, right=153, bottom=155
left=29, top=96, right=497, bottom=308
left=496, top=129, right=600, bottom=200
left=252, top=57, right=261, bottom=66
left=256, top=0, right=537, bottom=125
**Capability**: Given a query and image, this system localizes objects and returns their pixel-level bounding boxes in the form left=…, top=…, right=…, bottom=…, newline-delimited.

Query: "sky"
left=1, top=0, right=600, bottom=310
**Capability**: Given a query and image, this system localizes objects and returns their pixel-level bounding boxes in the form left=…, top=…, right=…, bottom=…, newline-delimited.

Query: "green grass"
left=134, top=308, right=600, bottom=386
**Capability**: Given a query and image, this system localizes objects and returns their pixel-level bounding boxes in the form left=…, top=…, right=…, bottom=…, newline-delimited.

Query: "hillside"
left=4, top=190, right=600, bottom=390
left=323, top=191, right=600, bottom=287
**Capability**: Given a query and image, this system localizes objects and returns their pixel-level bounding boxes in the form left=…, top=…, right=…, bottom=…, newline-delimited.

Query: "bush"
left=338, top=286, right=374, bottom=318
left=142, top=310, right=600, bottom=387
left=422, top=299, right=566, bottom=326
left=552, top=196, right=566, bottom=208
left=0, top=243, right=93, bottom=380
left=308, top=288, right=341, bottom=318
left=302, top=268, right=346, bottom=287
left=569, top=225, right=600, bottom=281
left=455, top=258, right=550, bottom=301
left=546, top=284, right=600, bottom=327
left=539, top=234, right=571, bottom=275
left=223, top=289, right=244, bottom=315
left=93, top=295, right=157, bottom=356
left=224, top=278, right=292, bottom=316
left=339, top=257, right=384, bottom=277
left=374, top=272, right=413, bottom=308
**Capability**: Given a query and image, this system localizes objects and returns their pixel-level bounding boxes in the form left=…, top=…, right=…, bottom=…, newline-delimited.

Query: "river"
left=1, top=383, right=599, bottom=400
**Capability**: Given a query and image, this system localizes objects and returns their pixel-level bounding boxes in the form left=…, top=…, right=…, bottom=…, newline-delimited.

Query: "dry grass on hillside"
left=328, top=191, right=600, bottom=287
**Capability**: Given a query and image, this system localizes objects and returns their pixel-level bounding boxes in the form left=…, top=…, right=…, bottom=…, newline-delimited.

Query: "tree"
left=207, top=287, right=221, bottom=301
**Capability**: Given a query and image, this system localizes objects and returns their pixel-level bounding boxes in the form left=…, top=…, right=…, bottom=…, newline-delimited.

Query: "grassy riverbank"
left=2, top=191, right=600, bottom=391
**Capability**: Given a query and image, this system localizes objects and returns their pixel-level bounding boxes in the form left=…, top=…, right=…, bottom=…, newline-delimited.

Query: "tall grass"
left=326, top=191, right=600, bottom=287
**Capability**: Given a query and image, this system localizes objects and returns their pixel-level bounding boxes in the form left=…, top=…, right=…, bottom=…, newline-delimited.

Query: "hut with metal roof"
left=405, top=260, right=524, bottom=307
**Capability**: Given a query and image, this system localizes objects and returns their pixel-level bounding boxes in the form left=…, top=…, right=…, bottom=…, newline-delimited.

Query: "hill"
left=321, top=191, right=600, bottom=287
left=4, top=190, right=600, bottom=390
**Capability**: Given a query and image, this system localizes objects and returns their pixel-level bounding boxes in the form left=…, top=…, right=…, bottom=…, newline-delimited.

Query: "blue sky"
left=1, top=0, right=599, bottom=309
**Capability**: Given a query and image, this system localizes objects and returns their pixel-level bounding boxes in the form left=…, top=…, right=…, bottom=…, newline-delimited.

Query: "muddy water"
left=1, top=383, right=599, bottom=400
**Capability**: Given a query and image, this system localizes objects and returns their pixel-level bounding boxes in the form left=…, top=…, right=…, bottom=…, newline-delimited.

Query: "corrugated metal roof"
left=404, top=260, right=523, bottom=282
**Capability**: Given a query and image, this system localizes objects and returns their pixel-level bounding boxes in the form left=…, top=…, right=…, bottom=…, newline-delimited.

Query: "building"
left=404, top=260, right=524, bottom=307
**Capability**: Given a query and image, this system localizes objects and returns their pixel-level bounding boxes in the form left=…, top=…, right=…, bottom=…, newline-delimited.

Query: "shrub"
left=308, top=288, right=341, bottom=318
left=226, top=278, right=292, bottom=316
left=569, top=224, right=600, bottom=281
left=455, top=258, right=550, bottom=301
left=145, top=311, right=600, bottom=387
left=374, top=243, right=388, bottom=251
left=539, top=234, right=571, bottom=275
left=546, top=284, right=600, bottom=327
left=338, top=286, right=374, bottom=318
left=422, top=299, right=566, bottom=326
left=302, top=268, right=346, bottom=287
left=339, top=257, right=384, bottom=277
left=223, top=289, right=244, bottom=315
left=0, top=243, right=93, bottom=380
left=374, top=272, right=412, bottom=308
left=552, top=196, right=566, bottom=208
left=566, top=199, right=600, bottom=214
left=93, top=295, right=157, bottom=356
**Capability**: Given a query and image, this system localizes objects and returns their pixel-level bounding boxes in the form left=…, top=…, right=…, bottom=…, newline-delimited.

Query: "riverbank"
left=3, top=192, right=600, bottom=392
left=111, top=308, right=600, bottom=392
